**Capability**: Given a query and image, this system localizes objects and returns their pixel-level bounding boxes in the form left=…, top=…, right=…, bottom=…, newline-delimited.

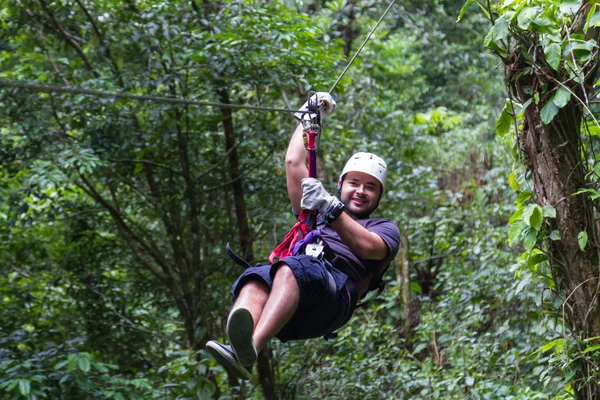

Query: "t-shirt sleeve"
left=369, top=219, right=401, bottom=261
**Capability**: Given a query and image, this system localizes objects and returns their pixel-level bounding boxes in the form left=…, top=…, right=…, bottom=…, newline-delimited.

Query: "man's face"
left=339, top=171, right=382, bottom=219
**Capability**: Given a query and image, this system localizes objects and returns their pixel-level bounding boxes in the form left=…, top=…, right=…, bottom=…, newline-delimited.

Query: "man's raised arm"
left=285, top=93, right=336, bottom=212
left=285, top=123, right=308, bottom=213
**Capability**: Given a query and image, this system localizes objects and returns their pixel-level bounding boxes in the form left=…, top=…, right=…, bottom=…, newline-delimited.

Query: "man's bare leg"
left=252, top=264, right=300, bottom=352
left=232, top=279, right=270, bottom=326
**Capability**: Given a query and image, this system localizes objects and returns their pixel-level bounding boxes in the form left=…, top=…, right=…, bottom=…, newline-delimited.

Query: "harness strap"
left=325, top=252, right=386, bottom=308
left=226, top=242, right=253, bottom=269
left=268, top=209, right=312, bottom=263
left=323, top=277, right=358, bottom=340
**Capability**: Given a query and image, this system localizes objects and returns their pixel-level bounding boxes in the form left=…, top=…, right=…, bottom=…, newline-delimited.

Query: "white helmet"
left=338, top=152, right=387, bottom=191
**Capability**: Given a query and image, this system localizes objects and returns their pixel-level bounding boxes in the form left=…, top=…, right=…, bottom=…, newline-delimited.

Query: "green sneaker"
left=227, top=308, right=257, bottom=367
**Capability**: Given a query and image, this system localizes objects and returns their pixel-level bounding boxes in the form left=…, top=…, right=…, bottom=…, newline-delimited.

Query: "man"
left=206, top=93, right=400, bottom=380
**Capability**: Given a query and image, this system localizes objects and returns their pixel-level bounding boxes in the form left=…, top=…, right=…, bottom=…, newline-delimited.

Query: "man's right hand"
left=301, top=178, right=337, bottom=214
left=294, top=92, right=336, bottom=121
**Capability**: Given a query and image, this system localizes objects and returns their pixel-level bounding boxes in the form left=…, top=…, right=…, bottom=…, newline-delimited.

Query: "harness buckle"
left=303, top=239, right=325, bottom=259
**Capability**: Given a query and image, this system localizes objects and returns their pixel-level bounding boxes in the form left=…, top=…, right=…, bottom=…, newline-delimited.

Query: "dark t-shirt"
left=317, top=215, right=401, bottom=298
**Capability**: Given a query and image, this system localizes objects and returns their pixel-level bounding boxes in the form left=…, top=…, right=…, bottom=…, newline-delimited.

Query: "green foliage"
left=468, top=0, right=600, bottom=396
left=0, top=0, right=572, bottom=398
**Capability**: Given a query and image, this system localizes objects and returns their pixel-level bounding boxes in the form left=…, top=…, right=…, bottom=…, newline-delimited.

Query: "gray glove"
left=301, top=178, right=342, bottom=214
left=295, top=92, right=336, bottom=122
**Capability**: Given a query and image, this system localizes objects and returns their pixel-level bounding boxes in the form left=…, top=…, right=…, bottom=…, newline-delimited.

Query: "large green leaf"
left=485, top=17, right=509, bottom=50
left=517, top=7, right=539, bottom=30
left=559, top=0, right=582, bottom=16
left=18, top=380, right=30, bottom=396
left=541, top=100, right=559, bottom=124
left=522, top=204, right=543, bottom=230
left=542, top=205, right=556, bottom=218
left=509, top=172, right=520, bottom=191
left=510, top=206, right=524, bottom=223
left=517, top=191, right=533, bottom=207
left=524, top=227, right=538, bottom=252
left=579, top=231, right=588, bottom=251
left=509, top=220, right=524, bottom=245
left=495, top=107, right=513, bottom=136
left=551, top=87, right=571, bottom=108
left=544, top=43, right=561, bottom=71
left=78, top=355, right=91, bottom=373
left=573, top=188, right=600, bottom=200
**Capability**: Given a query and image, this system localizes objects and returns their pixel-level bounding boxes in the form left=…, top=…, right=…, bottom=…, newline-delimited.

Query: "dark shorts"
left=231, top=255, right=354, bottom=342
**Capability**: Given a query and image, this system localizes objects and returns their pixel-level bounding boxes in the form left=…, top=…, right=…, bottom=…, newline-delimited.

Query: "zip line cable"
left=328, top=0, right=396, bottom=94
left=0, top=0, right=396, bottom=112
left=0, top=80, right=299, bottom=114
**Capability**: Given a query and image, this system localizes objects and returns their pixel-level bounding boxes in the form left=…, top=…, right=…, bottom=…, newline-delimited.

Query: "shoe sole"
left=227, top=308, right=257, bottom=366
left=206, top=341, right=251, bottom=380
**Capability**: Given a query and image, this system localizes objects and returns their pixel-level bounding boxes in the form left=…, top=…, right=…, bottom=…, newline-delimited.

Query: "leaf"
left=510, top=207, right=524, bottom=223
left=515, top=276, right=529, bottom=294
left=508, top=172, right=519, bottom=191
left=579, top=231, right=588, bottom=251
left=530, top=207, right=543, bottom=230
left=534, top=338, right=565, bottom=354
left=542, top=205, right=556, bottom=218
left=495, top=102, right=514, bottom=136
left=54, top=360, right=68, bottom=370
left=517, top=191, right=533, bottom=207
left=551, top=87, right=571, bottom=108
left=457, top=0, right=474, bottom=22
left=541, top=100, right=559, bottom=124
left=410, top=282, right=422, bottom=294
left=584, top=344, right=600, bottom=353
left=473, top=1, right=491, bottom=20
left=544, top=43, right=561, bottom=71
left=483, top=31, right=508, bottom=57
left=6, top=380, right=18, bottom=392
left=523, top=204, right=543, bottom=230
left=524, top=227, right=538, bottom=252
left=485, top=17, right=509, bottom=49
left=509, top=220, right=524, bottom=245
left=78, top=356, right=91, bottom=373
left=573, top=188, right=600, bottom=200
left=528, top=253, right=548, bottom=267
left=517, top=7, right=539, bottom=30
left=550, top=230, right=561, bottom=240
left=18, top=379, right=30, bottom=396
left=67, top=355, right=77, bottom=373
left=560, top=0, right=581, bottom=16
left=584, top=5, right=599, bottom=33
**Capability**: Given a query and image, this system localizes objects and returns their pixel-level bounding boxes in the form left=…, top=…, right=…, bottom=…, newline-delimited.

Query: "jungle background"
left=2, top=0, right=598, bottom=398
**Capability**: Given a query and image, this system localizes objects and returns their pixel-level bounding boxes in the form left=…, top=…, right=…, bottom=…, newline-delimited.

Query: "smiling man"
left=206, top=93, right=400, bottom=380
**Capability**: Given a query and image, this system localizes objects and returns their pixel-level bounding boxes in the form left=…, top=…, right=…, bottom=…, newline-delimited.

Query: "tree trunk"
left=217, top=88, right=255, bottom=262
left=513, top=73, right=600, bottom=399
left=217, top=87, right=277, bottom=398
left=397, top=231, right=411, bottom=342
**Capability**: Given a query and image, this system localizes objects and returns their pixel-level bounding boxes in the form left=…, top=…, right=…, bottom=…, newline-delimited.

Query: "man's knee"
left=239, top=278, right=270, bottom=295
left=274, top=263, right=295, bottom=281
